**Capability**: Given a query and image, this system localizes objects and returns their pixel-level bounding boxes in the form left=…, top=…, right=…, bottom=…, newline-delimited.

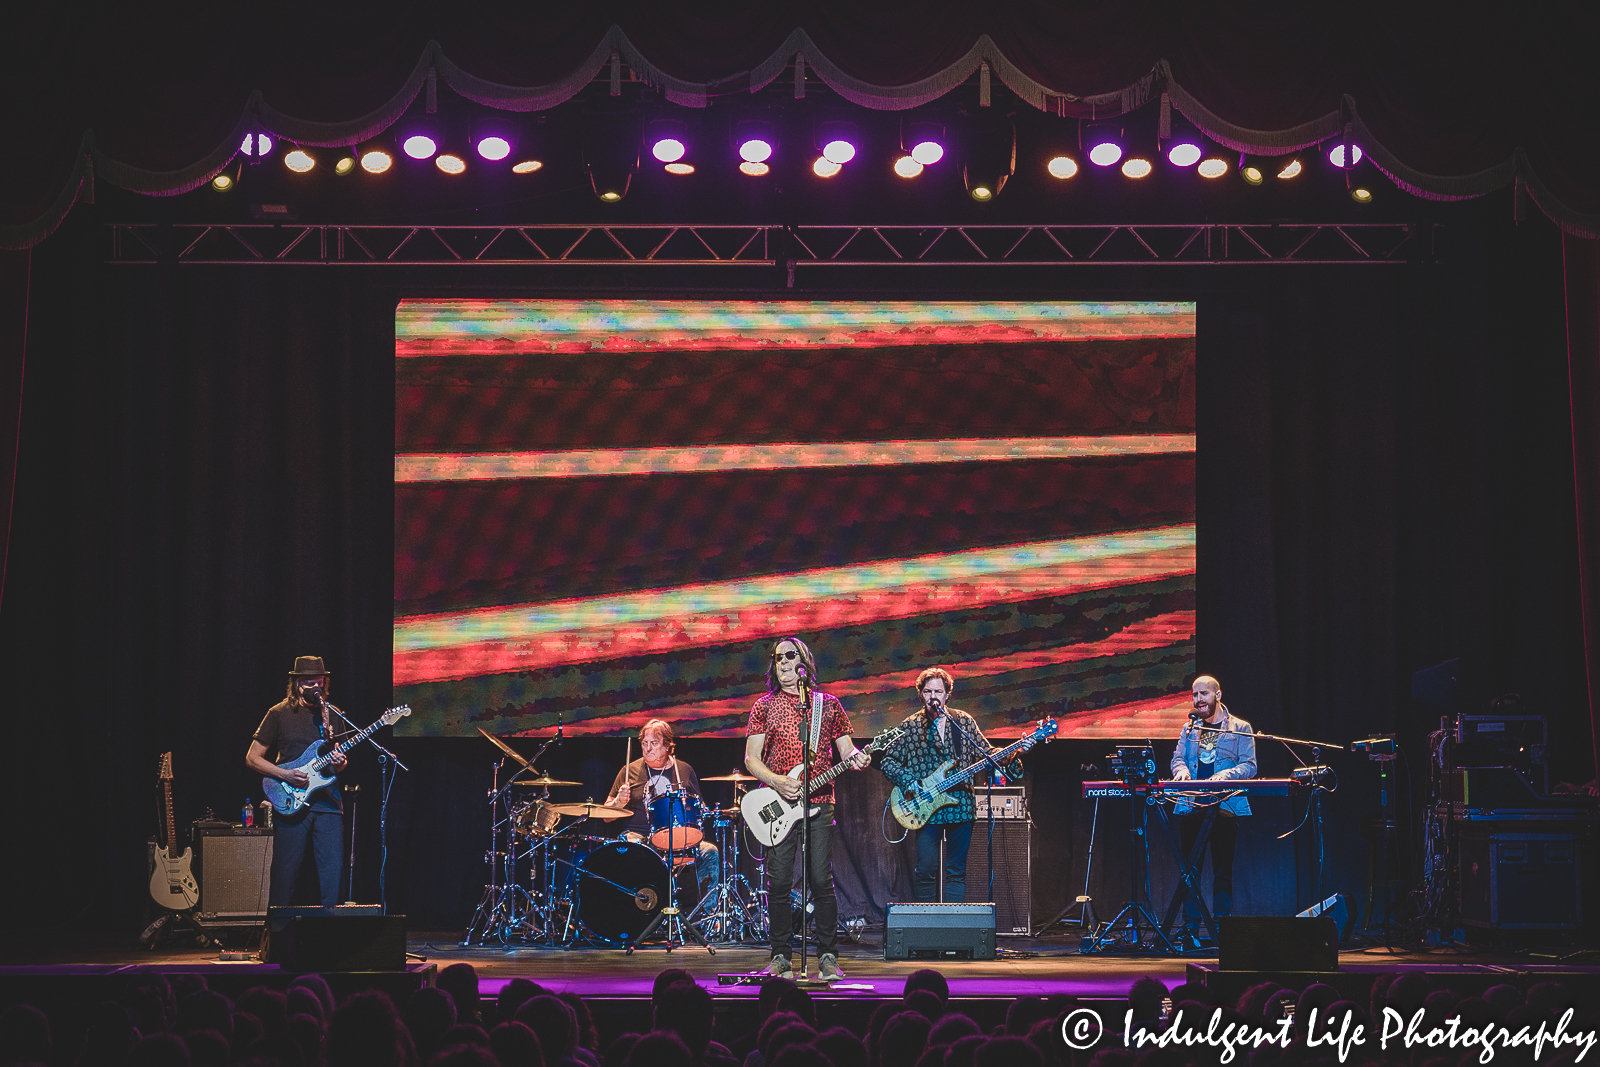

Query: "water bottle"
left=242, top=800, right=254, bottom=828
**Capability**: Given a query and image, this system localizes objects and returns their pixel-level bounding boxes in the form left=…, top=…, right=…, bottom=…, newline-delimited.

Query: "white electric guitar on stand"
left=741, top=724, right=906, bottom=847
left=149, top=752, right=199, bottom=910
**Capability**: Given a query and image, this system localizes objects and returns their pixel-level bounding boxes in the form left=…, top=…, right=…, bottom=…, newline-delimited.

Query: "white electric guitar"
left=741, top=724, right=906, bottom=847
left=149, top=752, right=199, bottom=910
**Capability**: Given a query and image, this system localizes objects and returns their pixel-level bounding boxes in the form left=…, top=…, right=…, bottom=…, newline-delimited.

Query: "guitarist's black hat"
left=289, top=655, right=330, bottom=676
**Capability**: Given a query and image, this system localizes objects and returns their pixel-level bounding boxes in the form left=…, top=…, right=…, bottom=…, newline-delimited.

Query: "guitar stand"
left=140, top=908, right=222, bottom=951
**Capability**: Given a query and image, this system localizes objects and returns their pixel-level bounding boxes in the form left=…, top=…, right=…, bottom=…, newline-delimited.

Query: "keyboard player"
left=1170, top=674, right=1256, bottom=945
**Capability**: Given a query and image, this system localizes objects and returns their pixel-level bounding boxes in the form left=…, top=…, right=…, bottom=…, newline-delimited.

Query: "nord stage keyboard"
left=1081, top=778, right=1300, bottom=799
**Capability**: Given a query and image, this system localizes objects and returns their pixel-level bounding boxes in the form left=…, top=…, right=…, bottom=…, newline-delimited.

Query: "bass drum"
left=573, top=840, right=670, bottom=945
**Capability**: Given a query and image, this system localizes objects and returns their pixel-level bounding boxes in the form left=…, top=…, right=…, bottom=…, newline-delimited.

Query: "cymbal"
left=701, top=771, right=757, bottom=782
left=546, top=802, right=633, bottom=820
left=476, top=727, right=532, bottom=770
left=509, top=775, right=582, bottom=788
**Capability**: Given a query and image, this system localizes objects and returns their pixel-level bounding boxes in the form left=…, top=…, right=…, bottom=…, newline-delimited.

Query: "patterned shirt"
left=879, top=706, right=1022, bottom=825
left=747, top=689, right=853, bottom=804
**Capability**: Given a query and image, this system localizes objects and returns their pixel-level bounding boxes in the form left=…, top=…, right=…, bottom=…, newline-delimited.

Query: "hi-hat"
left=509, top=775, right=581, bottom=787
left=546, top=801, right=632, bottom=820
left=701, top=771, right=757, bottom=782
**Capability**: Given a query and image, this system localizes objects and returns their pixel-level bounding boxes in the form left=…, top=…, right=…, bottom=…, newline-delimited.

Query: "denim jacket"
left=1169, top=709, right=1257, bottom=817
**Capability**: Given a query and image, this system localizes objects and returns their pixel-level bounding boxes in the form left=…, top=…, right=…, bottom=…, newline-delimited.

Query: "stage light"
left=470, top=117, right=518, bottom=162
left=1047, top=155, right=1079, bottom=179
left=1329, top=143, right=1363, bottom=168
left=436, top=154, right=466, bottom=175
left=739, top=161, right=769, bottom=177
left=819, top=120, right=858, bottom=165
left=584, top=109, right=640, bottom=201
left=813, top=157, right=842, bottom=178
left=512, top=160, right=542, bottom=174
left=894, top=155, right=924, bottom=178
left=1197, top=157, right=1228, bottom=178
left=1241, top=164, right=1263, bottom=185
left=403, top=134, right=437, bottom=159
left=665, top=162, right=694, bottom=175
left=1086, top=123, right=1122, bottom=167
left=332, top=149, right=357, bottom=176
left=240, top=132, right=273, bottom=157
left=284, top=149, right=315, bottom=173
left=735, top=119, right=776, bottom=164
left=397, top=116, right=442, bottom=160
left=360, top=146, right=393, bottom=174
left=1165, top=116, right=1204, bottom=168
left=962, top=113, right=1015, bottom=202
left=648, top=119, right=689, bottom=164
left=905, top=121, right=945, bottom=166
left=1351, top=187, right=1373, bottom=203
left=1121, top=157, right=1153, bottom=179
left=212, top=173, right=234, bottom=191
left=1167, top=141, right=1202, bottom=168
left=1276, top=157, right=1303, bottom=179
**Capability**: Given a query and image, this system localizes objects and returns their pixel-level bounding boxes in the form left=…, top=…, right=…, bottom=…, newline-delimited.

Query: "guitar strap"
left=809, top=691, right=825, bottom=756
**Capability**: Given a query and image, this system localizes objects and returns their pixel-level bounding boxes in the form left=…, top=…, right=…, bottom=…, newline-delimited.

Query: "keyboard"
left=1081, top=778, right=1299, bottom=799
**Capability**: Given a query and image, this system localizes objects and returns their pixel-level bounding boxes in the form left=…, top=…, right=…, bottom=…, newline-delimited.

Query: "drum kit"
left=460, top=728, right=770, bottom=949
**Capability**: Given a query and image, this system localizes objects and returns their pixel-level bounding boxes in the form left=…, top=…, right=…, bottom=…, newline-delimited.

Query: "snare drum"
left=648, top=791, right=704, bottom=850
left=573, top=840, right=669, bottom=944
left=511, top=799, right=561, bottom=838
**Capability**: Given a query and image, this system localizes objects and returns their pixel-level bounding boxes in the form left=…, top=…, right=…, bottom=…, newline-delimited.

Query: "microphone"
left=797, top=664, right=809, bottom=680
left=556, top=715, right=563, bottom=743
left=1188, top=710, right=1203, bottom=721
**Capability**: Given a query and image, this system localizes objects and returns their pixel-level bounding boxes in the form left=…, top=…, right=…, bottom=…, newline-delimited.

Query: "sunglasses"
left=772, top=650, right=801, bottom=662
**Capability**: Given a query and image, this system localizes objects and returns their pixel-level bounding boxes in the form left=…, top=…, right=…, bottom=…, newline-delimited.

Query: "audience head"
left=428, top=1044, right=499, bottom=1067
left=438, top=965, right=483, bottom=1024
left=653, top=981, right=715, bottom=1060
left=1384, top=973, right=1434, bottom=1020
left=288, top=987, right=327, bottom=1026
left=493, top=1021, right=546, bottom=1067
left=814, top=1027, right=870, bottom=1067
left=444, top=1025, right=490, bottom=1050
left=943, top=1035, right=985, bottom=1067
left=231, top=1011, right=264, bottom=1057
left=903, top=990, right=943, bottom=1023
left=975, top=1037, right=1043, bottom=1067
left=764, top=1020, right=820, bottom=1066
left=903, top=971, right=950, bottom=1005
left=557, top=993, right=598, bottom=1053
left=776, top=986, right=817, bottom=1028
left=1127, top=977, right=1168, bottom=1023
left=130, top=1032, right=191, bottom=1067
left=82, top=1001, right=140, bottom=1067
left=0, top=1004, right=52, bottom=1066
left=603, top=1033, right=639, bottom=1067
left=291, top=976, right=337, bottom=1021
left=1482, top=984, right=1523, bottom=1021
left=625, top=1031, right=694, bottom=1067
left=328, top=990, right=417, bottom=1067
left=880, top=1011, right=932, bottom=1067
left=653, top=969, right=695, bottom=1002
left=185, top=1029, right=230, bottom=1067
left=238, top=988, right=290, bottom=1039
left=406, top=987, right=460, bottom=1059
left=1525, top=981, right=1577, bottom=1015
left=759, top=977, right=800, bottom=1023
left=1004, top=999, right=1052, bottom=1037
left=1234, top=983, right=1284, bottom=1028
left=516, top=996, right=578, bottom=1061
left=288, top=1013, right=326, bottom=1067
left=928, top=1014, right=980, bottom=1049
left=498, top=979, right=547, bottom=1025
left=772, top=1046, right=835, bottom=1067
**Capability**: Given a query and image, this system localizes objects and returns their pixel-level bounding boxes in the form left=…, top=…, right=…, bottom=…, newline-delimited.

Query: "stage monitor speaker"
left=1218, top=916, right=1338, bottom=972
left=266, top=907, right=404, bottom=971
left=884, top=902, right=995, bottom=961
left=957, top=818, right=1031, bottom=935
left=1459, top=832, right=1581, bottom=929
left=194, top=825, right=272, bottom=922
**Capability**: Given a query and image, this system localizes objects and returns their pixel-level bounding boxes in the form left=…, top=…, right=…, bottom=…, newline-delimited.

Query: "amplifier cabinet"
left=193, top=825, right=273, bottom=922
left=958, top=818, right=1031, bottom=934
left=1459, top=831, right=1581, bottom=929
left=885, top=903, right=995, bottom=961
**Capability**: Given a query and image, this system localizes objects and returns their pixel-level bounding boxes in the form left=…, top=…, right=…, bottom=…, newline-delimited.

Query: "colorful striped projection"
left=396, top=434, right=1196, bottom=482
left=395, top=299, right=1196, bottom=356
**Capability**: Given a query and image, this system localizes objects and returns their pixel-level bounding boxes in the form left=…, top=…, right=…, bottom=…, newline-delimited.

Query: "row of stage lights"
left=213, top=114, right=1377, bottom=204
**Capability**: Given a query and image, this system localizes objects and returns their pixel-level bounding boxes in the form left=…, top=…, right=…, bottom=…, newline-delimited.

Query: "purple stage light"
left=403, top=134, right=437, bottom=160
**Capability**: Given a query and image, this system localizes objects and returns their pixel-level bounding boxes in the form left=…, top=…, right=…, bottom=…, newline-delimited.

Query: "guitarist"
left=878, top=667, right=1022, bottom=904
left=744, top=636, right=872, bottom=982
left=244, top=655, right=347, bottom=907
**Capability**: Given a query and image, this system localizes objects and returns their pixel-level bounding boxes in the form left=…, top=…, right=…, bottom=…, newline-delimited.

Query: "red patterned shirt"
left=747, top=689, right=854, bottom=804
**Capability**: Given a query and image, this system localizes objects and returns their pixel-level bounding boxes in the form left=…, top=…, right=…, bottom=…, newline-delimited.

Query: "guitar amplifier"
left=959, top=818, right=1032, bottom=935
left=193, top=824, right=272, bottom=922
left=973, top=787, right=1028, bottom=821
left=885, top=903, right=995, bottom=960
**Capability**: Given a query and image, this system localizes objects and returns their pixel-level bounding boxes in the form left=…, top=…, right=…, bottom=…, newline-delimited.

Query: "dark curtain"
left=5, top=192, right=1588, bottom=937
left=0, top=250, right=28, bottom=614
left=1566, top=233, right=1600, bottom=785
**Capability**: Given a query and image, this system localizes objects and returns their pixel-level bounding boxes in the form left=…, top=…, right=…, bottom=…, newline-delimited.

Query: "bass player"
left=245, top=655, right=347, bottom=907
left=744, top=636, right=872, bottom=981
left=878, top=667, right=1022, bottom=904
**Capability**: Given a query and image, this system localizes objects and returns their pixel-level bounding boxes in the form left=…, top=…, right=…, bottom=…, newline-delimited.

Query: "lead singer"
left=745, top=636, right=872, bottom=981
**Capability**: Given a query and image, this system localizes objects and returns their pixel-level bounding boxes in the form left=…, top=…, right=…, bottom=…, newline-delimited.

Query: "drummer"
left=604, top=718, right=718, bottom=897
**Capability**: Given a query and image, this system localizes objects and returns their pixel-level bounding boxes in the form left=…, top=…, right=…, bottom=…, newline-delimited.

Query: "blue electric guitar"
left=263, top=705, right=410, bottom=815
left=889, top=718, right=1058, bottom=829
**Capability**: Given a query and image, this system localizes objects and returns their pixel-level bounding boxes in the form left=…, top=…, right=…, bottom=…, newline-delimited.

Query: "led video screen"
left=394, top=299, right=1196, bottom=739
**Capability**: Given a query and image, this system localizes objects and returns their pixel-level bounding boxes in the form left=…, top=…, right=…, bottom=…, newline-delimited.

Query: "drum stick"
left=624, top=735, right=633, bottom=794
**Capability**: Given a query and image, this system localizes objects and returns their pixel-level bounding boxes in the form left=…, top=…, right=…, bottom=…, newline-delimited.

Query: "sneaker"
left=819, top=953, right=843, bottom=981
left=762, top=955, right=793, bottom=979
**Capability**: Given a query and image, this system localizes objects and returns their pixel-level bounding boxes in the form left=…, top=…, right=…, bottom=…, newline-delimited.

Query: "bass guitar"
left=741, top=723, right=907, bottom=847
left=149, top=752, right=199, bottom=910
left=889, top=718, right=1058, bottom=829
left=263, top=705, right=411, bottom=816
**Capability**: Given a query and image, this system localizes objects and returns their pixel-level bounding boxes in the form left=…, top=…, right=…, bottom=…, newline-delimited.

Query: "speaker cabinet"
left=1218, top=916, right=1338, bottom=972
left=1459, top=832, right=1581, bottom=929
left=194, top=825, right=273, bottom=922
left=266, top=907, right=405, bottom=971
left=958, top=819, right=1031, bottom=935
left=885, top=902, right=995, bottom=960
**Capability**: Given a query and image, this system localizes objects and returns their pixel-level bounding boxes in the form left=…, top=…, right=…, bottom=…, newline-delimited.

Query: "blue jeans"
left=914, top=820, right=974, bottom=903
left=270, top=808, right=343, bottom=907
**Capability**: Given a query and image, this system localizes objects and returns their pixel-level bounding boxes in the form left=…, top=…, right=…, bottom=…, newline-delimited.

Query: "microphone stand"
left=323, top=700, right=410, bottom=914
left=797, top=673, right=814, bottom=981
left=1251, top=730, right=1343, bottom=910
left=946, top=706, right=1007, bottom=911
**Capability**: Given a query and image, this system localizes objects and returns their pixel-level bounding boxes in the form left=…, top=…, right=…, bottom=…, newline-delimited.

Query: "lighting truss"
left=106, top=221, right=1426, bottom=267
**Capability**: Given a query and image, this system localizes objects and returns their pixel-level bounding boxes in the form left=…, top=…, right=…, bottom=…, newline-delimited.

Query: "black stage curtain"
left=4, top=192, right=1587, bottom=938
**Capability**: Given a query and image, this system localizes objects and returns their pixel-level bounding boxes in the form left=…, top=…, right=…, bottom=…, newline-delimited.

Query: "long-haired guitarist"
left=743, top=636, right=872, bottom=982
left=878, top=667, right=1023, bottom=904
left=244, top=655, right=347, bottom=907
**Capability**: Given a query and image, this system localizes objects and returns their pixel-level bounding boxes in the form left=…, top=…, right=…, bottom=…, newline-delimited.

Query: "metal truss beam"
left=107, top=221, right=1424, bottom=267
